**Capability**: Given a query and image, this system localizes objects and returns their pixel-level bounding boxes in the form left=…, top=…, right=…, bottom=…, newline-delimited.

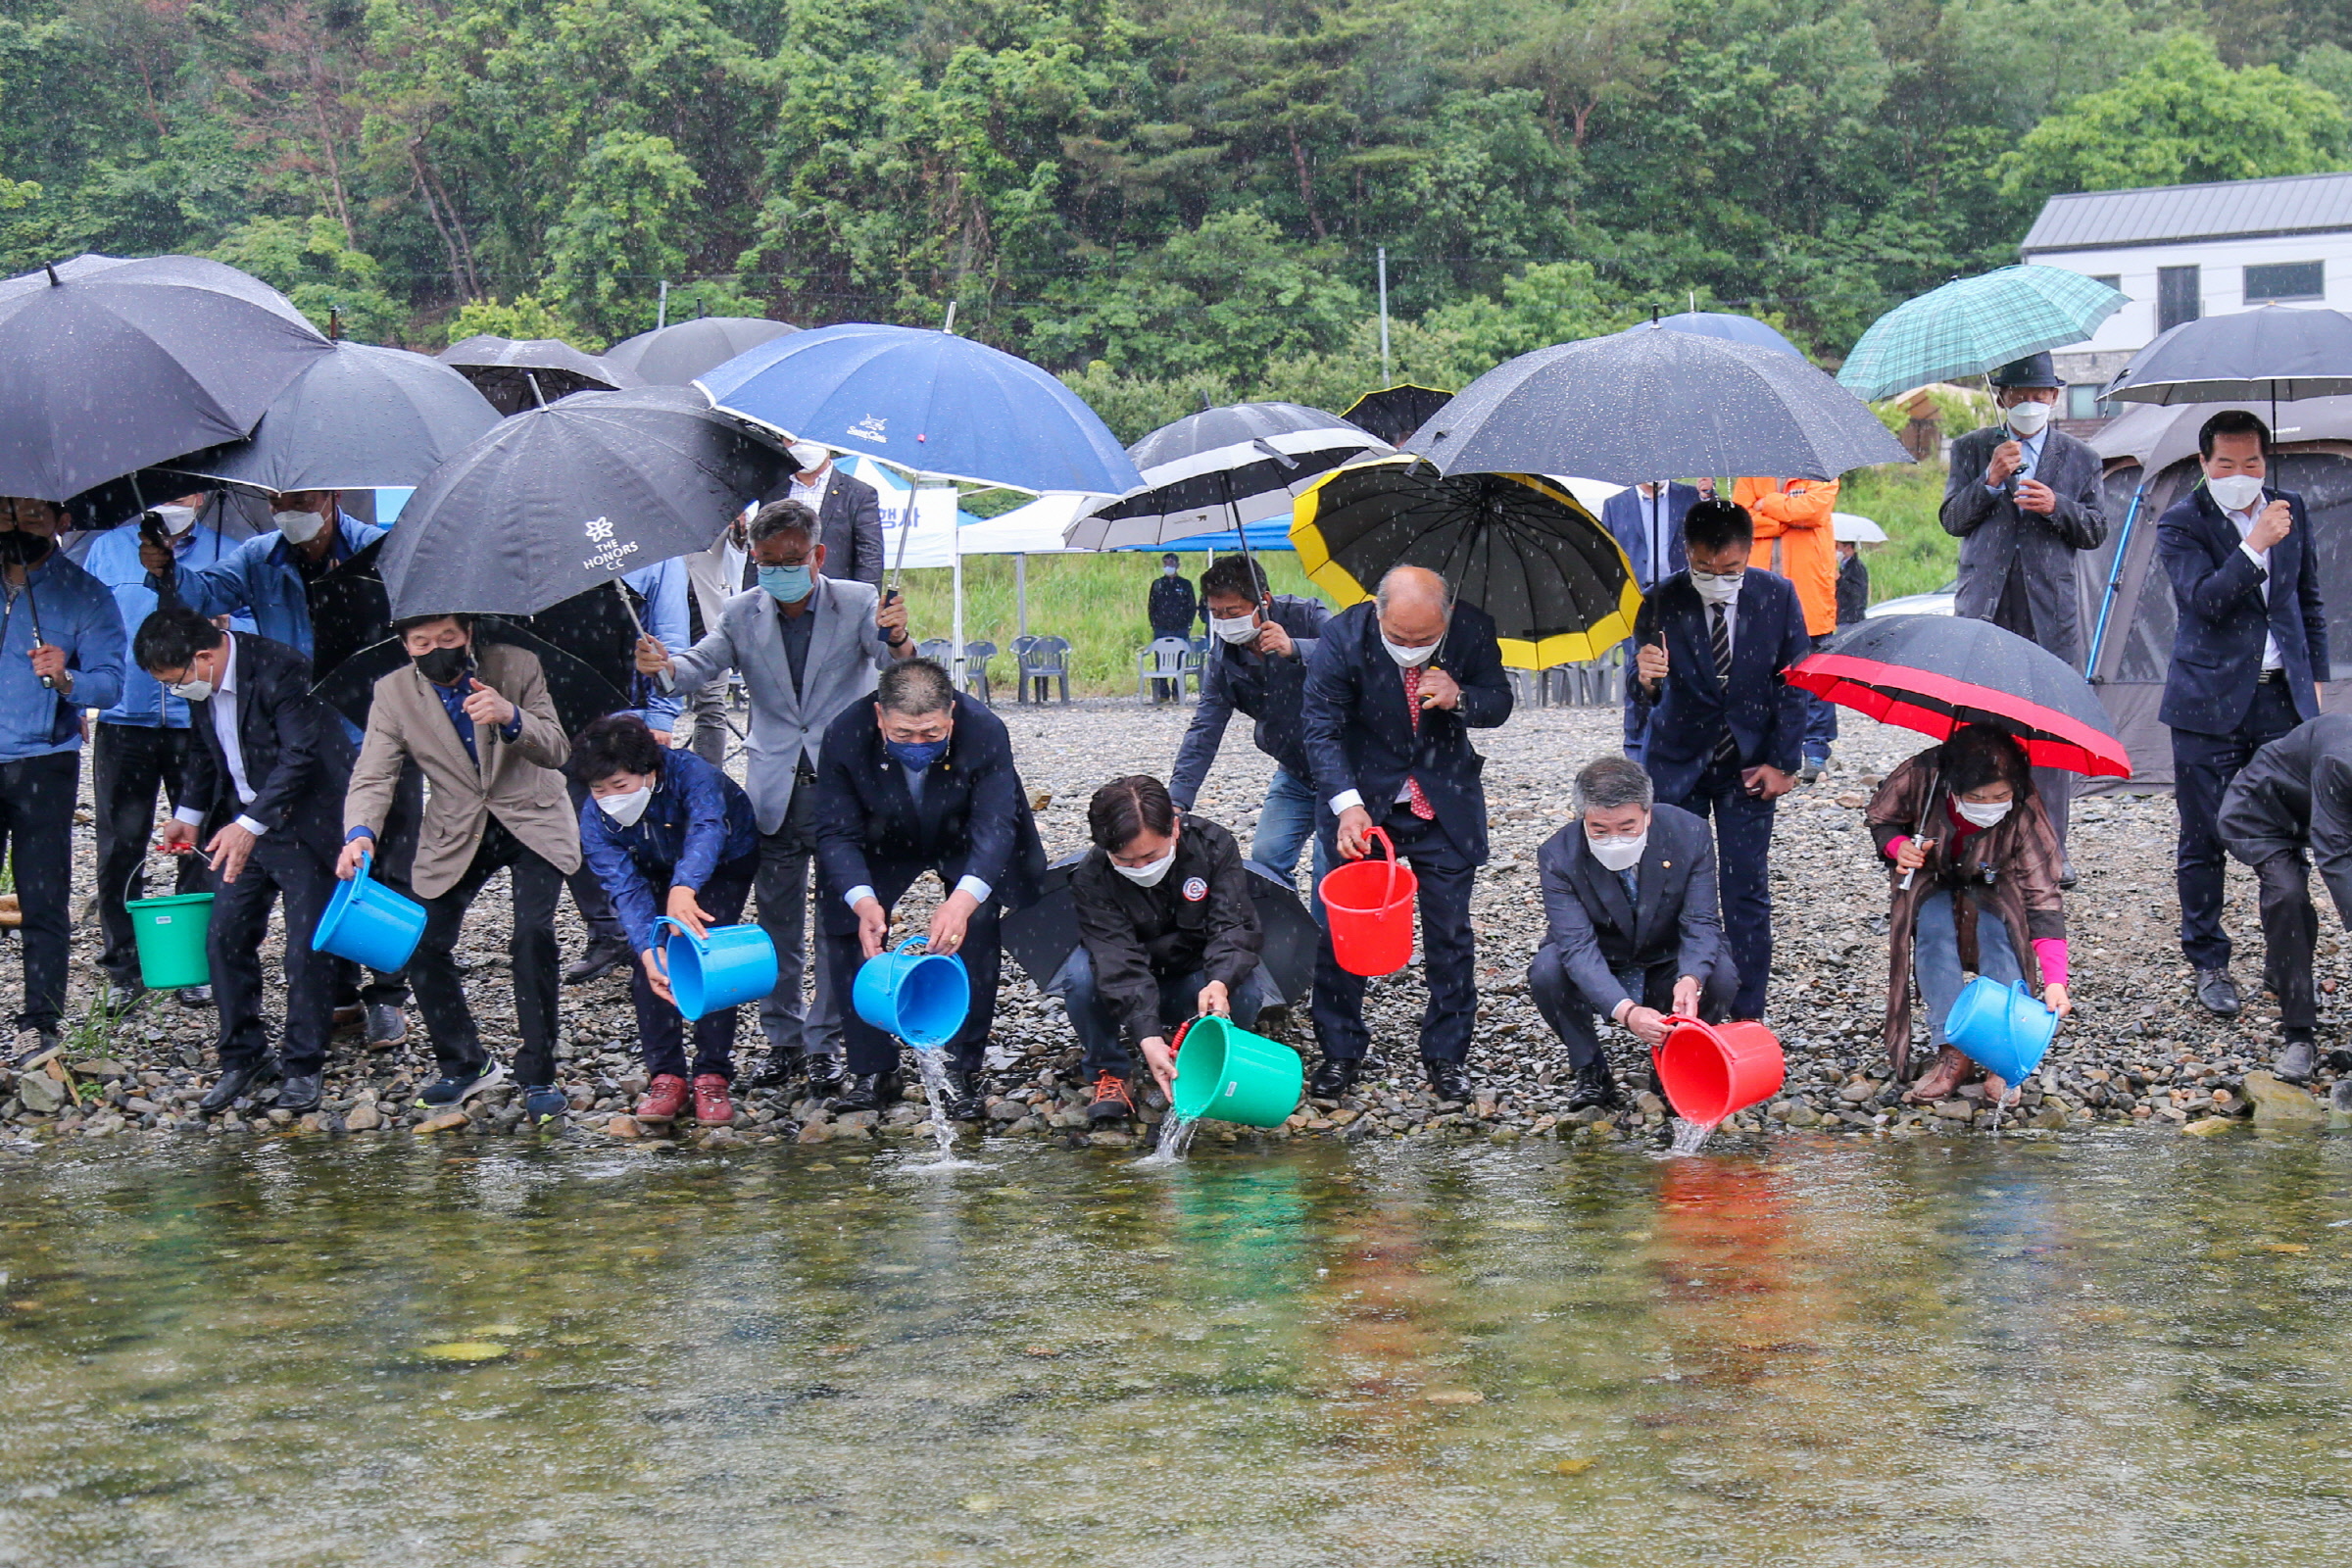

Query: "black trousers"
left=2249, top=852, right=2323, bottom=1032
left=332, top=760, right=422, bottom=1011
left=91, top=722, right=204, bottom=976
left=1529, top=948, right=1738, bottom=1069
left=2174, top=679, right=2301, bottom=970
left=0, top=751, right=79, bottom=1033
left=1659, top=760, right=1777, bottom=1021
left=823, top=862, right=1006, bottom=1077
left=1308, top=803, right=1479, bottom=1063
left=209, top=833, right=339, bottom=1074
left=408, top=820, right=564, bottom=1084
left=631, top=854, right=758, bottom=1082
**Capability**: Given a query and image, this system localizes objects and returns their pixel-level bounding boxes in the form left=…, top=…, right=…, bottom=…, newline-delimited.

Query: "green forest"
left=6, top=0, right=2352, bottom=434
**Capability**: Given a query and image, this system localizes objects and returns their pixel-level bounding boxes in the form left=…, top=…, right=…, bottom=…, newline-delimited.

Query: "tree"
left=546, top=129, right=702, bottom=339
left=209, top=213, right=407, bottom=343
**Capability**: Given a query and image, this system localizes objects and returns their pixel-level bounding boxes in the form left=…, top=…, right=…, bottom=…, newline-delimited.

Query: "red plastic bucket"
left=1318, top=826, right=1419, bottom=977
left=1652, top=1015, right=1785, bottom=1124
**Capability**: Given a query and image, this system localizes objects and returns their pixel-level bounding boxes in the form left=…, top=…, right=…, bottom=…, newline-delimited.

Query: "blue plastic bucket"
left=310, top=853, right=427, bottom=971
left=1942, top=975, right=2059, bottom=1083
left=656, top=916, right=778, bottom=1020
left=854, top=937, right=970, bottom=1047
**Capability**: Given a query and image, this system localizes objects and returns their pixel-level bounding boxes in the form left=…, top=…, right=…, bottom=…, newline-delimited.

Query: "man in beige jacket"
left=341, top=614, right=580, bottom=1119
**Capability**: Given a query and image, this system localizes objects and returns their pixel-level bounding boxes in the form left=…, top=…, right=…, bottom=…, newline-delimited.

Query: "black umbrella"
left=380, top=384, right=790, bottom=617
left=602, top=316, right=800, bottom=385
left=1403, top=322, right=1910, bottom=483
left=0, top=254, right=332, bottom=501
left=1289, top=456, right=1640, bottom=669
left=306, top=534, right=399, bottom=681
left=313, top=617, right=634, bottom=735
left=2101, top=305, right=2352, bottom=407
left=1341, top=384, right=1453, bottom=447
left=1002, top=854, right=1322, bottom=1004
left=169, top=342, right=501, bottom=493
left=436, top=334, right=636, bottom=416
left=1065, top=402, right=1391, bottom=550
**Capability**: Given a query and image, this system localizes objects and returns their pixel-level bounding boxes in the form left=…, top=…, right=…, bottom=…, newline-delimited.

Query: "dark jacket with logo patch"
left=1070, top=812, right=1261, bottom=1047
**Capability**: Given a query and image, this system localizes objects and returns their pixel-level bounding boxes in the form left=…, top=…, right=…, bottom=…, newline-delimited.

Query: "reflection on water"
left=5, top=1131, right=2352, bottom=1565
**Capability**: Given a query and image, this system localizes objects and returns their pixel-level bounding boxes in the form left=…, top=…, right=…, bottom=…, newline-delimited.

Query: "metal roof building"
left=2021, top=172, right=2352, bottom=255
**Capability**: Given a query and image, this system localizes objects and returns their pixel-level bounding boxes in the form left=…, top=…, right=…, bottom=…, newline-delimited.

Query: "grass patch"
left=1840, top=465, right=1958, bottom=605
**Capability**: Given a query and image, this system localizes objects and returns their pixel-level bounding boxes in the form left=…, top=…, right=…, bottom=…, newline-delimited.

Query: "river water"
left=4, top=1128, right=2351, bottom=1565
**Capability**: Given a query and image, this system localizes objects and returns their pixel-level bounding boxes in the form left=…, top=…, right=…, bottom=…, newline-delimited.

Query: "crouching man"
left=1529, top=755, right=1737, bottom=1110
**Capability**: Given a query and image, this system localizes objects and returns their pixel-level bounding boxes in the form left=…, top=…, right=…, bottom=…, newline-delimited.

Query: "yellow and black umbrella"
left=1290, top=455, right=1640, bottom=669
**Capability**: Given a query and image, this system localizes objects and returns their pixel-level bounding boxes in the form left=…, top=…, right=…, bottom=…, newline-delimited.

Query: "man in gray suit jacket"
left=1939, top=352, right=2108, bottom=847
left=637, top=499, right=914, bottom=1094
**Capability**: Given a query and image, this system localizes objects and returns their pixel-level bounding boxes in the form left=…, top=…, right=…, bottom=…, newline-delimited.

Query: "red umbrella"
left=1788, top=615, right=2131, bottom=778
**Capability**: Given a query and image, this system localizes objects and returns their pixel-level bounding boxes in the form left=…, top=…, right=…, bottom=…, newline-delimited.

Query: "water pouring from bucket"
left=1139, top=1013, right=1304, bottom=1165
left=854, top=938, right=974, bottom=1164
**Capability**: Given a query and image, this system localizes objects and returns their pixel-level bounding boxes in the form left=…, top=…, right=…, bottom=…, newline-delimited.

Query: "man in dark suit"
left=1146, top=553, right=1198, bottom=703
left=2160, top=409, right=2329, bottom=1016
left=813, top=658, right=1046, bottom=1117
left=1530, top=755, right=1735, bottom=1110
left=1299, top=565, right=1513, bottom=1102
left=2220, top=713, right=2352, bottom=1082
left=137, top=607, right=354, bottom=1116
left=1601, top=480, right=1705, bottom=762
left=1941, top=352, right=2108, bottom=847
left=1631, top=497, right=1811, bottom=1022
left=775, top=441, right=884, bottom=586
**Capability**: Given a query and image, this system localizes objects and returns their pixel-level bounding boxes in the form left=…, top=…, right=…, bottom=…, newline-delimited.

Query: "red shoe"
left=692, top=1074, right=735, bottom=1125
left=636, top=1073, right=688, bottom=1123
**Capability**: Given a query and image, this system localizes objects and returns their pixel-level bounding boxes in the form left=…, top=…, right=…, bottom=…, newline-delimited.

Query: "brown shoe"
left=1904, top=1047, right=1971, bottom=1104
left=1982, top=1070, right=2021, bottom=1110
left=636, top=1073, right=689, bottom=1123
left=1088, top=1071, right=1134, bottom=1122
left=692, top=1074, right=735, bottom=1125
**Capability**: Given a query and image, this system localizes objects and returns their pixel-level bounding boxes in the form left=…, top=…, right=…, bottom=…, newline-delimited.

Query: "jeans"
left=631, top=854, right=759, bottom=1081
left=407, top=820, right=564, bottom=1084
left=91, top=722, right=203, bottom=977
left=755, top=779, right=844, bottom=1059
left=1528, top=949, right=1738, bottom=1069
left=2174, top=680, right=2301, bottom=969
left=2251, top=852, right=2321, bottom=1032
left=1801, top=632, right=1838, bottom=761
left=209, top=834, right=338, bottom=1074
left=1914, top=886, right=2023, bottom=1050
left=1251, top=765, right=1332, bottom=916
left=1659, top=760, right=1778, bottom=1021
left=1056, top=946, right=1280, bottom=1077
left=1309, top=804, right=1479, bottom=1063
left=1, top=752, right=79, bottom=1033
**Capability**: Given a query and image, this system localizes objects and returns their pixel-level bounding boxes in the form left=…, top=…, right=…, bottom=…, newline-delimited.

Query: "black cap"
left=1989, top=352, right=2060, bottom=390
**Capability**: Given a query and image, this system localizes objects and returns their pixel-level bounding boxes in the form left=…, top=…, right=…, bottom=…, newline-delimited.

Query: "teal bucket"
left=310, top=853, right=427, bottom=972
left=853, top=937, right=970, bottom=1047
left=1170, top=1014, right=1303, bottom=1128
left=655, top=916, right=778, bottom=1020
left=1943, top=975, right=2059, bottom=1083
left=126, top=891, right=214, bottom=990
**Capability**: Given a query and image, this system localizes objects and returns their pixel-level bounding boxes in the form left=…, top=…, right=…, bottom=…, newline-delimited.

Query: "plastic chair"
left=1020, top=635, right=1072, bottom=704
left=1137, top=636, right=1196, bottom=701
left=962, top=641, right=996, bottom=705
left=915, top=637, right=953, bottom=663
left=1008, top=635, right=1038, bottom=703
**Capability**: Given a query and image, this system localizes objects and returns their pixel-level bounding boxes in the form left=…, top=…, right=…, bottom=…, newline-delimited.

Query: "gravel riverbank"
left=4, top=698, right=2345, bottom=1153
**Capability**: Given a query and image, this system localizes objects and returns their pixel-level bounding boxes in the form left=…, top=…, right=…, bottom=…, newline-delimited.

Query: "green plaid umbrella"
left=1838, top=267, right=2127, bottom=401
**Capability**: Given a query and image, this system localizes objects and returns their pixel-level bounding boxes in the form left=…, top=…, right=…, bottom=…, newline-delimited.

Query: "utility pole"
left=656, top=278, right=668, bottom=329
left=1377, top=246, right=1392, bottom=385
left=942, top=300, right=958, bottom=335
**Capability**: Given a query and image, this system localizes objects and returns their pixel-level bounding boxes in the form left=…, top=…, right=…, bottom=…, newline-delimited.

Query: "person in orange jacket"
left=1734, top=475, right=1841, bottom=780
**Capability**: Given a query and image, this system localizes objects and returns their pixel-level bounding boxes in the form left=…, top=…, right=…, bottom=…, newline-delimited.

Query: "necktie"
left=1400, top=665, right=1437, bottom=820
left=1708, top=604, right=1740, bottom=767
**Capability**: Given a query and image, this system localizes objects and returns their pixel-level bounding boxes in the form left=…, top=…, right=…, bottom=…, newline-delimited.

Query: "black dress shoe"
left=1307, top=1057, right=1359, bottom=1101
left=803, top=1054, right=846, bottom=1097
left=273, top=1072, right=323, bottom=1114
left=1564, top=1059, right=1622, bottom=1111
left=198, top=1062, right=274, bottom=1114
left=937, top=1069, right=983, bottom=1120
left=832, top=1072, right=899, bottom=1114
left=2194, top=967, right=2243, bottom=1016
left=750, top=1049, right=804, bottom=1089
left=563, top=936, right=633, bottom=985
left=1423, top=1056, right=1471, bottom=1104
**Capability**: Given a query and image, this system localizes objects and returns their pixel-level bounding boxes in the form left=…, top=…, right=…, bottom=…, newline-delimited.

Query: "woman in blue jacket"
left=574, top=714, right=760, bottom=1128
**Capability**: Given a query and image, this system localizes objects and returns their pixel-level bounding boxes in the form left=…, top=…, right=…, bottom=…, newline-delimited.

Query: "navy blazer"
left=179, top=632, right=356, bottom=863
left=1535, top=803, right=1726, bottom=1015
left=810, top=691, right=1046, bottom=934
left=1630, top=568, right=1812, bottom=803
left=1299, top=599, right=1514, bottom=863
left=1168, top=593, right=1330, bottom=807
left=1599, top=482, right=1700, bottom=589
left=2157, top=484, right=2328, bottom=737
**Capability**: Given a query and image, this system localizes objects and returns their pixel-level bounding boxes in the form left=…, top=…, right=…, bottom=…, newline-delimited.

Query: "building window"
left=2090, top=274, right=2121, bottom=293
left=2244, top=260, right=2326, bottom=304
left=2158, top=266, right=2201, bottom=333
left=2066, top=384, right=2104, bottom=420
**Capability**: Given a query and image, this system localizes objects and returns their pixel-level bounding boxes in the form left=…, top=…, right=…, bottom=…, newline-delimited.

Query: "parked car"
left=1865, top=579, right=1956, bottom=618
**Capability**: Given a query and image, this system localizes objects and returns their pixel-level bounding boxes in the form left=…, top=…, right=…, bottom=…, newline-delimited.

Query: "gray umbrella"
left=602, top=316, right=799, bottom=385
left=168, top=341, right=501, bottom=494
left=1067, top=401, right=1392, bottom=550
left=379, top=385, right=790, bottom=617
left=2101, top=305, right=2352, bottom=405
left=0, top=254, right=332, bottom=501
left=436, top=334, right=637, bottom=416
left=1403, top=322, right=1910, bottom=483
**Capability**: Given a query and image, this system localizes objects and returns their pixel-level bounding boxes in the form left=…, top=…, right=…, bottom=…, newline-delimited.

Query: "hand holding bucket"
left=310, top=852, right=428, bottom=972
left=123, top=843, right=213, bottom=991
left=1166, top=1013, right=1302, bottom=1128
left=1319, top=826, right=1418, bottom=977
left=653, top=915, right=778, bottom=1021
left=853, top=936, right=970, bottom=1047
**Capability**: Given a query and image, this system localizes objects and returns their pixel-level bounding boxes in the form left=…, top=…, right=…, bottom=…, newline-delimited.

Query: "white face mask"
left=1382, top=635, right=1439, bottom=667
left=1955, top=797, right=2012, bottom=829
left=1209, top=612, right=1259, bottom=645
left=167, top=675, right=214, bottom=703
left=151, top=505, right=196, bottom=537
left=1587, top=829, right=1648, bottom=872
left=1690, top=568, right=1743, bottom=607
left=2003, top=399, right=2053, bottom=437
left=1113, top=846, right=1178, bottom=887
left=2206, top=473, right=2266, bottom=514
left=788, top=441, right=829, bottom=472
left=596, top=784, right=654, bottom=827
left=272, top=508, right=326, bottom=545
left=1162, top=564, right=1179, bottom=576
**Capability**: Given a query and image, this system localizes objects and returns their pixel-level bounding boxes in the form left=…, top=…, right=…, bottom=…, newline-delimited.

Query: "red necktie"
left=1401, top=666, right=1437, bottom=820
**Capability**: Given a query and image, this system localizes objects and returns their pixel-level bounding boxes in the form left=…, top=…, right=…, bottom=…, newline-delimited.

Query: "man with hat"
left=1938, top=353, right=2109, bottom=849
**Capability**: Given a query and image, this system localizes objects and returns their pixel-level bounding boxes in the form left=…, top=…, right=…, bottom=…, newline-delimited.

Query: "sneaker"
left=175, top=985, right=214, bottom=1008
left=1088, top=1071, right=1135, bottom=1121
left=363, top=1004, right=408, bottom=1050
left=416, top=1060, right=506, bottom=1108
left=1798, top=755, right=1827, bottom=783
left=636, top=1073, right=689, bottom=1123
left=563, top=936, right=633, bottom=986
left=520, top=1084, right=568, bottom=1124
left=692, top=1074, right=735, bottom=1125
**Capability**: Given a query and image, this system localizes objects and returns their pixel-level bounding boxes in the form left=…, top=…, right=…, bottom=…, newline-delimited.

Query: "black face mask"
left=0, top=528, right=52, bottom=567
left=414, top=645, right=472, bottom=687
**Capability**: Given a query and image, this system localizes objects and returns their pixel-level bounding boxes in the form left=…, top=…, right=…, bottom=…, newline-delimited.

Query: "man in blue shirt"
left=1, top=498, right=126, bottom=1060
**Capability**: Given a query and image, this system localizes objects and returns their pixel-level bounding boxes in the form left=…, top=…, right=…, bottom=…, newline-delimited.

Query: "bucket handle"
left=122, top=837, right=199, bottom=907
left=1167, top=1013, right=1203, bottom=1064
left=652, top=913, right=708, bottom=956
left=1647, top=1012, right=1706, bottom=1070
left=1360, top=824, right=1402, bottom=905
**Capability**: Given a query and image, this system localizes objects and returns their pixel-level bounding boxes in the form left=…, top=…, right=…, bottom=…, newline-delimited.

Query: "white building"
left=2020, top=171, right=2352, bottom=420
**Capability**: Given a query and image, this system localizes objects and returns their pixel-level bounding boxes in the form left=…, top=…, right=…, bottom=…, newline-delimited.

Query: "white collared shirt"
left=172, top=637, right=270, bottom=836
left=2225, top=498, right=2285, bottom=670
left=788, top=466, right=833, bottom=517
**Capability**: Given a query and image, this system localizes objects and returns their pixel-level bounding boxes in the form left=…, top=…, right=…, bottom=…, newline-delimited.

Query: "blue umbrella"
left=1639, top=311, right=1805, bottom=360
left=697, top=322, right=1143, bottom=496
left=1130, top=517, right=1298, bottom=554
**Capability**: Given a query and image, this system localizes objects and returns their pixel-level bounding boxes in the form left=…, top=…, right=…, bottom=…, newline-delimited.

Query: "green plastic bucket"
left=1170, top=1014, right=1303, bottom=1128
left=126, top=891, right=214, bottom=990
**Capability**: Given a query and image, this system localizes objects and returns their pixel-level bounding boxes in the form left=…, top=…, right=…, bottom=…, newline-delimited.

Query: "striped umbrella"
left=1838, top=267, right=2127, bottom=401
